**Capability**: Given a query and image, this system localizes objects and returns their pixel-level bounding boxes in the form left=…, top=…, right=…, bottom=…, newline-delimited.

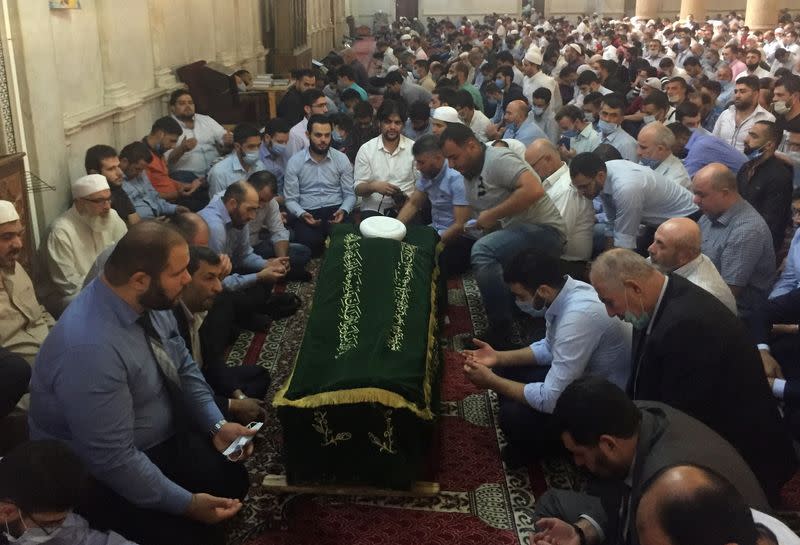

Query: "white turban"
left=71, top=174, right=109, bottom=199
left=0, top=200, right=19, bottom=224
left=432, top=107, right=463, bottom=125
left=524, top=47, right=543, bottom=65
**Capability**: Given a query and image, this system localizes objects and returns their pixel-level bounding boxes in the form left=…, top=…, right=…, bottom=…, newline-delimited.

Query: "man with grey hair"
left=589, top=248, right=795, bottom=503
left=647, top=218, right=737, bottom=314
left=636, top=122, right=691, bottom=189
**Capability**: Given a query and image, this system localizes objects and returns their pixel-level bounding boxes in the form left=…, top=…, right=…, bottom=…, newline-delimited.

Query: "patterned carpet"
left=222, top=263, right=584, bottom=544
left=223, top=262, right=800, bottom=543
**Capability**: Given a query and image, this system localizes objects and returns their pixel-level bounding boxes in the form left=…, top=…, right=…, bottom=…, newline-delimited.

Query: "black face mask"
left=675, top=147, right=689, bottom=159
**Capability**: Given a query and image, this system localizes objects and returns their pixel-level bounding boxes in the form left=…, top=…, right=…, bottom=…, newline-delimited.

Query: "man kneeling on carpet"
left=462, top=251, right=631, bottom=464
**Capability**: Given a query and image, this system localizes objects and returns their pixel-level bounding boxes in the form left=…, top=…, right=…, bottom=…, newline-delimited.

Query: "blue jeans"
left=252, top=239, right=312, bottom=271
left=471, top=223, right=562, bottom=328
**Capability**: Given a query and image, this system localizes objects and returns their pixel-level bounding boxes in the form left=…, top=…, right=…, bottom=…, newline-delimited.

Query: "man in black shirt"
left=276, top=69, right=317, bottom=126
left=85, top=144, right=139, bottom=225
left=773, top=74, right=800, bottom=135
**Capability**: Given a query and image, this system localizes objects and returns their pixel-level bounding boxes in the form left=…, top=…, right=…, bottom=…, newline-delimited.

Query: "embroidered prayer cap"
left=0, top=200, right=19, bottom=224
left=432, top=107, right=463, bottom=125
left=71, top=174, right=109, bottom=199
left=567, top=43, right=582, bottom=55
left=644, top=77, right=663, bottom=91
left=401, top=34, right=412, bottom=41
left=524, top=47, right=543, bottom=65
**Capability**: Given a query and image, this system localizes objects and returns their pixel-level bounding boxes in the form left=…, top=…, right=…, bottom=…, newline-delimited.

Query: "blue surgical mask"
left=562, top=129, right=578, bottom=138
left=241, top=150, right=260, bottom=166
left=639, top=156, right=661, bottom=169
left=642, top=114, right=657, bottom=125
left=494, top=78, right=505, bottom=90
left=270, top=142, right=287, bottom=156
left=597, top=119, right=617, bottom=135
left=532, top=106, right=545, bottom=116
left=332, top=129, right=344, bottom=143
left=515, top=298, right=536, bottom=315
left=623, top=291, right=651, bottom=330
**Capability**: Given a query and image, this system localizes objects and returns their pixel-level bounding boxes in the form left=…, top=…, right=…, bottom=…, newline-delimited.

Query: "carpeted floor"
left=223, top=262, right=800, bottom=543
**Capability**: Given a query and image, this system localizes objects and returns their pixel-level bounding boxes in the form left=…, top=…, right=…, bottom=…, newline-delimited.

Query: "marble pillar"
left=635, top=0, right=660, bottom=20
left=679, top=0, right=706, bottom=21
left=745, top=0, right=779, bottom=30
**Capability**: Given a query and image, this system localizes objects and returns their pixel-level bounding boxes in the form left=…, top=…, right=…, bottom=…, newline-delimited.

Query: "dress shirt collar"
left=229, top=153, right=246, bottom=173
left=377, top=135, right=409, bottom=154
left=179, top=299, right=207, bottom=328
left=93, top=276, right=142, bottom=327
left=543, top=275, right=576, bottom=322
left=711, top=197, right=746, bottom=227
left=577, top=123, right=595, bottom=140
left=646, top=275, right=669, bottom=336
left=674, top=254, right=703, bottom=277
left=303, top=147, right=332, bottom=163
left=686, top=128, right=702, bottom=148
left=209, top=195, right=233, bottom=226
left=430, top=161, right=449, bottom=185
left=543, top=162, right=568, bottom=191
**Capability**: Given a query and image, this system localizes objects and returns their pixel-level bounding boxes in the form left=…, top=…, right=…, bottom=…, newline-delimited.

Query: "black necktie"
left=138, top=312, right=187, bottom=429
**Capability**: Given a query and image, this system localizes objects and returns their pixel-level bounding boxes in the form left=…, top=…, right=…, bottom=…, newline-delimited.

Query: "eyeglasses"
left=82, top=196, right=112, bottom=204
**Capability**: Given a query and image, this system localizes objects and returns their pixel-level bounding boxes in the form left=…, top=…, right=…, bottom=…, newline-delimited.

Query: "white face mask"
left=4, top=510, right=82, bottom=544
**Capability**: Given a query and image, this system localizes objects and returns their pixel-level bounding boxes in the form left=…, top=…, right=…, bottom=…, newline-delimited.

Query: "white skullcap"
left=589, top=54, right=603, bottom=64
left=71, top=174, right=109, bottom=199
left=775, top=27, right=784, bottom=33
left=643, top=77, right=662, bottom=90
left=524, top=47, right=543, bottom=65
left=509, top=29, right=519, bottom=36
left=459, top=52, right=469, bottom=59
left=432, top=107, right=463, bottom=125
left=401, top=34, right=412, bottom=41
left=567, top=43, right=582, bottom=55
left=0, top=200, right=19, bottom=224
left=576, top=64, right=594, bottom=75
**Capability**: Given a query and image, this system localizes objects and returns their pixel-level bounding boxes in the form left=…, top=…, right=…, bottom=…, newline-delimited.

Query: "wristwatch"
left=211, top=419, right=228, bottom=436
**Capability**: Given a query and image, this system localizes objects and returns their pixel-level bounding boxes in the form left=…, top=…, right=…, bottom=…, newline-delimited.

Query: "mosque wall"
left=7, top=0, right=267, bottom=235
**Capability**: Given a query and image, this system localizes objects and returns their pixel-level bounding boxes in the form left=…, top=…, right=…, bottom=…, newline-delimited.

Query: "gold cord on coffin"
left=273, top=238, right=444, bottom=422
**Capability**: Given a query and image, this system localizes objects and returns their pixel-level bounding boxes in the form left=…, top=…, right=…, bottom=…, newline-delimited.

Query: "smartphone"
left=222, top=421, right=263, bottom=457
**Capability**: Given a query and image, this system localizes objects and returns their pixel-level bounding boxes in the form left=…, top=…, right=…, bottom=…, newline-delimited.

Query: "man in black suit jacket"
left=589, top=249, right=796, bottom=505
left=532, top=378, right=769, bottom=545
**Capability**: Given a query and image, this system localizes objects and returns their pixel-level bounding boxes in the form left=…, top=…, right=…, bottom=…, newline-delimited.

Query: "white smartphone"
left=222, top=421, right=263, bottom=457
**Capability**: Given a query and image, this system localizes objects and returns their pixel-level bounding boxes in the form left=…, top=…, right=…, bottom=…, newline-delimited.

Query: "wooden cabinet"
left=0, top=153, right=32, bottom=272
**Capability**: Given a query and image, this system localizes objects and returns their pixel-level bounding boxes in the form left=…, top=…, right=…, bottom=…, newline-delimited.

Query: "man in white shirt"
left=526, top=139, right=594, bottom=263
left=354, top=99, right=417, bottom=218
left=286, top=89, right=330, bottom=159
left=165, top=90, right=232, bottom=178
left=38, top=175, right=127, bottom=316
left=647, top=218, right=737, bottom=314
left=452, top=89, right=492, bottom=143
left=522, top=47, right=562, bottom=110
left=597, top=93, right=638, bottom=162
left=713, top=76, right=775, bottom=152
left=555, top=105, right=601, bottom=162
left=735, top=49, right=773, bottom=80
left=637, top=122, right=691, bottom=189
left=531, top=88, right=560, bottom=144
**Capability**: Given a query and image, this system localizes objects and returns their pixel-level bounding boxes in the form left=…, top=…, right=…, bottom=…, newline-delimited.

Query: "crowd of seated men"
left=3, top=9, right=800, bottom=545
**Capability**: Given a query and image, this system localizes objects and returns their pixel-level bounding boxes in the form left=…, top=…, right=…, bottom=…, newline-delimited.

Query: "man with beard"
left=531, top=377, right=769, bottom=545
left=29, top=221, right=256, bottom=545
left=354, top=99, right=416, bottom=219
left=284, top=114, right=355, bottom=255
left=646, top=218, right=737, bottom=314
left=38, top=174, right=127, bottom=317
left=207, top=123, right=266, bottom=196
left=85, top=144, right=139, bottom=226
left=165, top=90, right=233, bottom=179
left=712, top=76, right=775, bottom=152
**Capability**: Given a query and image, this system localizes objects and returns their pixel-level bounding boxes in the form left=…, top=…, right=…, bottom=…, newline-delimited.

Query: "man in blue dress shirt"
left=259, top=118, right=291, bottom=195
left=28, top=222, right=257, bottom=545
left=463, top=250, right=632, bottom=463
left=207, top=123, right=266, bottom=196
left=503, top=100, right=548, bottom=147
left=120, top=141, right=189, bottom=219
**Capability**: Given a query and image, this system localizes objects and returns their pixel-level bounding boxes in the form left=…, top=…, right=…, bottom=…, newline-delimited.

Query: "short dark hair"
left=532, top=87, right=552, bottom=103
left=553, top=377, right=641, bottom=446
left=385, top=71, right=405, bottom=86
left=168, top=89, right=192, bottom=106
left=645, top=465, right=758, bottom=545
left=188, top=245, right=221, bottom=276
left=754, top=120, right=782, bottom=144
left=736, top=75, right=760, bottom=92
left=683, top=56, right=701, bottom=68
left=332, top=112, right=354, bottom=132
left=666, top=77, right=689, bottom=92
left=307, top=113, right=333, bottom=132
left=439, top=123, right=479, bottom=148
left=643, top=89, right=669, bottom=111
left=85, top=144, right=117, bottom=174
left=337, top=65, right=356, bottom=81
left=496, top=65, right=514, bottom=80
left=495, top=50, right=514, bottom=64
left=414, top=59, right=430, bottom=71
left=119, top=141, right=152, bottom=165
left=659, top=57, right=675, bottom=68
left=302, top=88, right=325, bottom=108
left=776, top=74, right=800, bottom=95
left=434, top=87, right=457, bottom=106
left=0, top=440, right=88, bottom=515
left=265, top=117, right=291, bottom=136
left=232, top=122, right=260, bottom=145
left=411, top=134, right=441, bottom=156
left=152, top=116, right=182, bottom=136
left=592, top=143, right=623, bottom=161
left=583, top=92, right=604, bottom=107
left=377, top=98, right=407, bottom=123
left=248, top=169, right=278, bottom=194
left=576, top=70, right=600, bottom=86
left=570, top=152, right=609, bottom=178
left=104, top=221, right=187, bottom=286
left=353, top=101, right=374, bottom=119
left=222, top=180, right=251, bottom=205
left=408, top=100, right=431, bottom=121
left=451, top=89, right=476, bottom=110
left=699, top=80, right=722, bottom=96
left=503, top=250, right=565, bottom=292
left=291, top=68, right=315, bottom=81
left=675, top=101, right=700, bottom=122
left=667, top=121, right=692, bottom=140
left=600, top=93, right=626, bottom=111
left=555, top=105, right=585, bottom=122
left=341, top=88, right=362, bottom=103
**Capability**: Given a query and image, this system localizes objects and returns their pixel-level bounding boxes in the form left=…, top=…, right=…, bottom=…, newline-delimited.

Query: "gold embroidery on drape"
left=313, top=410, right=352, bottom=446
left=336, top=234, right=363, bottom=358
left=387, top=242, right=416, bottom=351
left=368, top=410, right=397, bottom=454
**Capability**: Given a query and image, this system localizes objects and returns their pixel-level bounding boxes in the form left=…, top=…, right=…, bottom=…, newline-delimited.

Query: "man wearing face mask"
left=715, top=64, right=736, bottom=108
left=503, top=100, right=548, bottom=147
left=596, top=94, right=638, bottom=162
left=207, top=123, right=266, bottom=196
left=461, top=250, right=631, bottom=463
left=531, top=88, right=559, bottom=144
left=738, top=121, right=793, bottom=252
left=0, top=440, right=139, bottom=545
left=773, top=75, right=800, bottom=135
left=259, top=118, right=290, bottom=195
left=590, top=249, right=797, bottom=504
left=636, top=122, right=691, bottom=189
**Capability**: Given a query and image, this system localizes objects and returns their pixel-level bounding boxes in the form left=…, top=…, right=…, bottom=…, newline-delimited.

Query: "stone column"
left=679, top=0, right=705, bottom=21
left=635, top=0, right=660, bottom=20
left=745, top=0, right=779, bottom=31
left=96, top=0, right=140, bottom=109
left=147, top=0, right=179, bottom=89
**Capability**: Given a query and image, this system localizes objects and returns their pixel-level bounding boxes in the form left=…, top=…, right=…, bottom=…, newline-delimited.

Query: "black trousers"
left=78, top=430, right=250, bottom=545
left=0, top=348, right=30, bottom=418
left=291, top=205, right=348, bottom=257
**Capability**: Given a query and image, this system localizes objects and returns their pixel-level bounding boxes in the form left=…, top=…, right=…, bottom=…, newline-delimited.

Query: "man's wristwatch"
left=572, top=523, right=587, bottom=545
left=211, top=419, right=228, bottom=436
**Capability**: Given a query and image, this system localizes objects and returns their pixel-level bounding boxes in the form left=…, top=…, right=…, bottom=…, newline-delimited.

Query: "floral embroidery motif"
left=313, top=410, right=352, bottom=447
left=336, top=234, right=363, bottom=358
left=368, top=410, right=396, bottom=454
left=387, top=242, right=416, bottom=351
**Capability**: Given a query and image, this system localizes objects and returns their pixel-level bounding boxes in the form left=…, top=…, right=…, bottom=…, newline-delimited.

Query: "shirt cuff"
left=529, top=342, right=550, bottom=366
left=773, top=378, right=787, bottom=399
left=757, top=343, right=770, bottom=353
left=578, top=514, right=605, bottom=543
